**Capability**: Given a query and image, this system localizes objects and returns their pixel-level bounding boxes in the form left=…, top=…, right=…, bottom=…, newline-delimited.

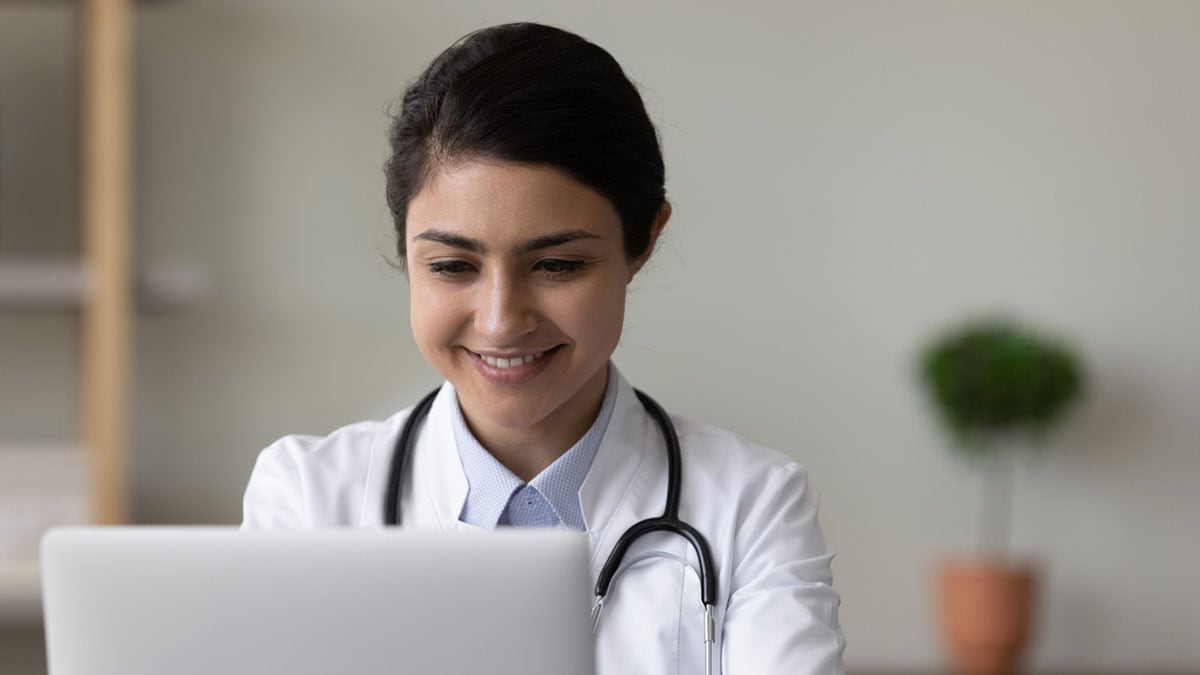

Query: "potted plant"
left=917, top=318, right=1085, bottom=675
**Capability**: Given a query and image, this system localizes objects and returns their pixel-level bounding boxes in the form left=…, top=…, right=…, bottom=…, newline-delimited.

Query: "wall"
left=2, top=1, right=1198, bottom=672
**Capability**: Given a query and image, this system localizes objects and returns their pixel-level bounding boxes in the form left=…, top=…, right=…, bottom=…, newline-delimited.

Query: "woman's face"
left=406, top=159, right=663, bottom=438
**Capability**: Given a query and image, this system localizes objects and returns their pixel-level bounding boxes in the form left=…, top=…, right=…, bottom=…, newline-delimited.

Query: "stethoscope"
left=384, top=387, right=719, bottom=675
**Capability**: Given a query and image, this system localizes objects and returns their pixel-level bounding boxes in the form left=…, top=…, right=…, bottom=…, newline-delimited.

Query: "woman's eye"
left=534, top=259, right=585, bottom=277
left=427, top=260, right=474, bottom=277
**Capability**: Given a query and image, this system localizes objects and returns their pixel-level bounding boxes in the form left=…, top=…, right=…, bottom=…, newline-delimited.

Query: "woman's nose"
left=475, top=273, right=537, bottom=343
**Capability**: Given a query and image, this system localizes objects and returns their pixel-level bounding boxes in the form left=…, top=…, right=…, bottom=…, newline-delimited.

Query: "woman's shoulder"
left=669, top=414, right=827, bottom=538
left=242, top=407, right=414, bottom=528
left=672, top=414, right=812, bottom=484
left=671, top=415, right=835, bottom=595
left=257, top=413, right=401, bottom=467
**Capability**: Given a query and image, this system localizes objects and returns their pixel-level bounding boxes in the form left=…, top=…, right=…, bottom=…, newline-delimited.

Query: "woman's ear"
left=628, top=201, right=672, bottom=281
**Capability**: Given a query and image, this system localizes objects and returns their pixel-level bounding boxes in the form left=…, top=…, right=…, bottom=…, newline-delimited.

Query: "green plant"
left=917, top=318, right=1085, bottom=554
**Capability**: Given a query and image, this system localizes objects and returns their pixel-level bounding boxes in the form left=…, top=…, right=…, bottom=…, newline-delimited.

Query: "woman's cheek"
left=564, top=285, right=625, bottom=348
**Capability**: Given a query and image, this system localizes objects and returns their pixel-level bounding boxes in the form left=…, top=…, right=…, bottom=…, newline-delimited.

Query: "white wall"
left=2, top=1, right=1198, bottom=671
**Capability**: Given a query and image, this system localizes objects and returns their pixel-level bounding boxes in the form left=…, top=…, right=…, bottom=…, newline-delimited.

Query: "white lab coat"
left=242, top=368, right=846, bottom=674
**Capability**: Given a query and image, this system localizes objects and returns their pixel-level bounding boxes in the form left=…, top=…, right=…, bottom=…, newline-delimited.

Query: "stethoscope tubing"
left=592, top=390, right=717, bottom=606
left=383, top=388, right=438, bottom=526
left=383, top=385, right=718, bottom=670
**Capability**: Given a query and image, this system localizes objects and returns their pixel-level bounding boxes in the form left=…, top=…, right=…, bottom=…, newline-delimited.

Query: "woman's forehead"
left=407, top=159, right=621, bottom=245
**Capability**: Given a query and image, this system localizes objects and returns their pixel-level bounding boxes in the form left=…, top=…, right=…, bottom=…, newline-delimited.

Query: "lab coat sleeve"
left=721, top=462, right=846, bottom=674
left=241, top=441, right=309, bottom=529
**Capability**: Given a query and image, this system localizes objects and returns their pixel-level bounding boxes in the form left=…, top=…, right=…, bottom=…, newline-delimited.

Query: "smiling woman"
left=406, top=161, right=663, bottom=480
left=241, top=22, right=845, bottom=675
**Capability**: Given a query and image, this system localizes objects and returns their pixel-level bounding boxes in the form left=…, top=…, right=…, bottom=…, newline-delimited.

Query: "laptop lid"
left=41, top=527, right=595, bottom=675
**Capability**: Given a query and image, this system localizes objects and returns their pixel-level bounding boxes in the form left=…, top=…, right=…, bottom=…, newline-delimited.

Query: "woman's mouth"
left=465, top=346, right=562, bottom=384
left=479, top=351, right=545, bottom=369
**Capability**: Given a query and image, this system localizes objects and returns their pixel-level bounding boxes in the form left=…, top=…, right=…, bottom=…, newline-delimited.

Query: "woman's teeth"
left=482, top=351, right=544, bottom=369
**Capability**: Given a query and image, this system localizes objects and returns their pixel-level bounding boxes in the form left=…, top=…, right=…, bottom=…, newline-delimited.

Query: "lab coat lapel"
left=580, top=367, right=666, bottom=575
left=381, top=368, right=663, bottom=542
left=406, top=382, right=469, bottom=531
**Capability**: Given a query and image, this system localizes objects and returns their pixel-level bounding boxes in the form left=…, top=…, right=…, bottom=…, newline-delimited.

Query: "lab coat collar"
left=410, top=365, right=657, bottom=544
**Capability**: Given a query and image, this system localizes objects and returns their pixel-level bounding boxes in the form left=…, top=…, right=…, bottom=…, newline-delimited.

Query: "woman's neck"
left=461, top=366, right=609, bottom=482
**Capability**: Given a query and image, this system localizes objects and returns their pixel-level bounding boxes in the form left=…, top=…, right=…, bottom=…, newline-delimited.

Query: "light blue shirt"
left=452, top=364, right=617, bottom=531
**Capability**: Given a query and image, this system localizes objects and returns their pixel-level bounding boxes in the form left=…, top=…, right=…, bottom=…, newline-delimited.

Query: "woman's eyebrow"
left=412, top=229, right=484, bottom=253
left=413, top=228, right=601, bottom=254
left=519, top=230, right=601, bottom=253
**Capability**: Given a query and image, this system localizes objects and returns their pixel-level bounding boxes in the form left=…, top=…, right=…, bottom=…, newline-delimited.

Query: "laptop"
left=41, top=527, right=595, bottom=675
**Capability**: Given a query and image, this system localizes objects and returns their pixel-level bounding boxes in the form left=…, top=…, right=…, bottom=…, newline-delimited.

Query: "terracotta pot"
left=936, top=558, right=1038, bottom=675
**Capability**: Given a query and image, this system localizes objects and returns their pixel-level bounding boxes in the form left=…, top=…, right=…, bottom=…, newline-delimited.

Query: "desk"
left=849, top=667, right=1195, bottom=672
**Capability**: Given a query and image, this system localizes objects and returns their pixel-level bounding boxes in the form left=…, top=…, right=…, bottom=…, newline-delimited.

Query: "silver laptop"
left=41, top=527, right=595, bottom=675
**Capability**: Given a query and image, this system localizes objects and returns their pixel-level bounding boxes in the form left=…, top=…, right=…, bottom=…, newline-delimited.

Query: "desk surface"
left=854, top=667, right=1200, bottom=672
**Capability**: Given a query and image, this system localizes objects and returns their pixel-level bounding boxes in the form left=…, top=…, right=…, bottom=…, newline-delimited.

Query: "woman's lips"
left=465, top=346, right=561, bottom=385
left=478, top=351, right=545, bottom=369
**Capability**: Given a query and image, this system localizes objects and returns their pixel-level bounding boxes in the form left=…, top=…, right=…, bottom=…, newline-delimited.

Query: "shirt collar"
left=451, top=363, right=618, bottom=531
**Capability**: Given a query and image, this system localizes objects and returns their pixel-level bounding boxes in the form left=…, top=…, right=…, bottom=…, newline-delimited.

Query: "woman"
left=243, top=22, right=845, bottom=674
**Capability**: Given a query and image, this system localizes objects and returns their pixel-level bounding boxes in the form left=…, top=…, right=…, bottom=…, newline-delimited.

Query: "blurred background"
left=1, top=1, right=1198, bottom=673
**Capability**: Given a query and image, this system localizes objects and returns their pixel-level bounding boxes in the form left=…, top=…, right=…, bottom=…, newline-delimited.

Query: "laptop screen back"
left=41, top=527, right=595, bottom=675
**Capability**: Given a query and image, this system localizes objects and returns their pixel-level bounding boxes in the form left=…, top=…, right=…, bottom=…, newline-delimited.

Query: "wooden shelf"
left=0, top=444, right=88, bottom=621
left=0, top=257, right=208, bottom=310
left=0, top=559, right=41, bottom=622
left=0, top=0, right=144, bottom=627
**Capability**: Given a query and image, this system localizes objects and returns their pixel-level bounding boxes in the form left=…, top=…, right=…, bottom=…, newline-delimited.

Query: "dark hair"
left=384, top=22, right=665, bottom=265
